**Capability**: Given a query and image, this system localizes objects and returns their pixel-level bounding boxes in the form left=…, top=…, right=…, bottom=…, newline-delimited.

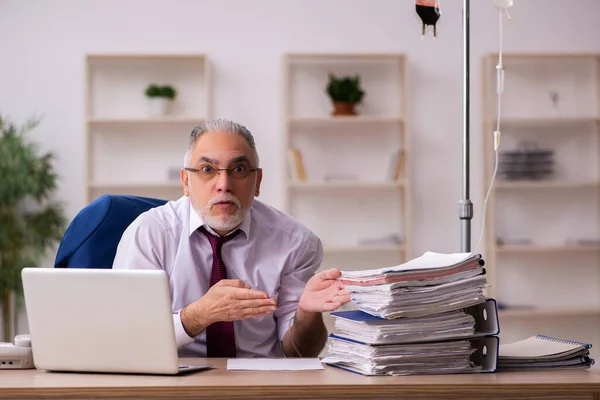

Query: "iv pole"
left=459, top=0, right=473, bottom=253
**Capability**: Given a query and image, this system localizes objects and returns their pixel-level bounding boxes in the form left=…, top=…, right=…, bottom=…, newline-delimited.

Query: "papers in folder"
left=330, top=300, right=498, bottom=346
left=340, top=252, right=481, bottom=281
left=341, top=252, right=487, bottom=319
left=331, top=309, right=476, bottom=345
left=322, top=251, right=500, bottom=376
left=324, top=336, right=485, bottom=376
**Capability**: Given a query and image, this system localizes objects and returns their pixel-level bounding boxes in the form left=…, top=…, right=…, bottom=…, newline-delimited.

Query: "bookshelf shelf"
left=324, top=245, right=406, bottom=254
left=87, top=182, right=183, bottom=200
left=86, top=53, right=207, bottom=61
left=492, top=117, right=599, bottom=128
left=288, top=181, right=406, bottom=190
left=496, top=244, right=600, bottom=254
left=84, top=53, right=210, bottom=203
left=494, top=180, right=600, bottom=190
left=288, top=116, right=404, bottom=126
left=88, top=117, right=206, bottom=125
left=89, top=182, right=182, bottom=190
left=285, top=53, right=408, bottom=61
left=499, top=307, right=600, bottom=318
left=283, top=52, right=411, bottom=273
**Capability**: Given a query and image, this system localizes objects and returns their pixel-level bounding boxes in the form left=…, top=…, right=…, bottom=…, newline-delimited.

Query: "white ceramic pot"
left=148, top=98, right=172, bottom=117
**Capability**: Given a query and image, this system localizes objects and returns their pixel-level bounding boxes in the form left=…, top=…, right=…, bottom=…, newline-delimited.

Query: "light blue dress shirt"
left=112, top=196, right=323, bottom=357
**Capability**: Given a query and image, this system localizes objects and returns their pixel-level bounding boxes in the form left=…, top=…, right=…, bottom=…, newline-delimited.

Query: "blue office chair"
left=54, top=194, right=168, bottom=269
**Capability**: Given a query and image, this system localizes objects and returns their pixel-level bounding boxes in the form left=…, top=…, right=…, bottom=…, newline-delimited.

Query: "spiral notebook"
left=498, top=334, right=594, bottom=371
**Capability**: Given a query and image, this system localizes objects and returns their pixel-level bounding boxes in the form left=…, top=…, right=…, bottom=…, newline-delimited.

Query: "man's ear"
left=254, top=168, right=263, bottom=197
left=181, top=168, right=190, bottom=196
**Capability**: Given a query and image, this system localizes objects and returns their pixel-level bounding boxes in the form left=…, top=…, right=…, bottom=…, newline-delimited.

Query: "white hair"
left=183, top=118, right=260, bottom=167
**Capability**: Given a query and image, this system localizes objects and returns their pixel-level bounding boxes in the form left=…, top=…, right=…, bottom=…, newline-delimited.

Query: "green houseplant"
left=326, top=73, right=366, bottom=116
left=144, top=84, right=178, bottom=117
left=0, top=115, right=66, bottom=341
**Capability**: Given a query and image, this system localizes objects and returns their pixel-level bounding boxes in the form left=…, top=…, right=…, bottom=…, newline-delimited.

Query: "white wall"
left=2, top=0, right=600, bottom=354
left=3, top=0, right=599, bottom=254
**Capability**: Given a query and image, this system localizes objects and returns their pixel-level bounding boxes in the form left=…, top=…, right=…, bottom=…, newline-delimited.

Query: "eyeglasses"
left=185, top=164, right=260, bottom=180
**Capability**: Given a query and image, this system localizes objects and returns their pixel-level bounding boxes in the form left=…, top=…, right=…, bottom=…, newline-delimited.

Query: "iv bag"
left=494, top=0, right=515, bottom=25
left=493, top=0, right=513, bottom=8
left=416, top=0, right=441, bottom=38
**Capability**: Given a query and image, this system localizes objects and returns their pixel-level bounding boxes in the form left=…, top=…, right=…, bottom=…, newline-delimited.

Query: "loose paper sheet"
left=227, top=358, right=324, bottom=371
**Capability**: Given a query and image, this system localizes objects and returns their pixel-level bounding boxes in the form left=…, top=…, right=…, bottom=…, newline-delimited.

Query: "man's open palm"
left=298, top=268, right=351, bottom=313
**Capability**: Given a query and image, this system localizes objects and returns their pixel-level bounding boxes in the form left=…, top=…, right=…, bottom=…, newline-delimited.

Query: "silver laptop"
left=21, top=267, right=211, bottom=375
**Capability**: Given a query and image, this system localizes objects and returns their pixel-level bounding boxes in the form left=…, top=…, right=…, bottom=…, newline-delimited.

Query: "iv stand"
left=459, top=0, right=473, bottom=253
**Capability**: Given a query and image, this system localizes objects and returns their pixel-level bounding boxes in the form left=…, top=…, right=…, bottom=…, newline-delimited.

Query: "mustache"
left=208, top=193, right=242, bottom=208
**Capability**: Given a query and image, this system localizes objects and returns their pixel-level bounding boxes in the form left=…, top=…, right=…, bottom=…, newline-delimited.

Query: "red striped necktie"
left=200, top=227, right=241, bottom=358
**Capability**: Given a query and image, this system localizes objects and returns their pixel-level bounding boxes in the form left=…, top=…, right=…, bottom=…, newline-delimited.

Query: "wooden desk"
left=1, top=358, right=600, bottom=400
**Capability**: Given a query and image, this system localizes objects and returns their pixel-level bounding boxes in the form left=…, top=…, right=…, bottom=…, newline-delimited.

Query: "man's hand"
left=282, top=269, right=351, bottom=357
left=180, top=279, right=277, bottom=337
left=298, top=268, right=351, bottom=313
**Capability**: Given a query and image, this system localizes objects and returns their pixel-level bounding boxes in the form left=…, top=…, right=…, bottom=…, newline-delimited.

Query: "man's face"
left=181, top=131, right=262, bottom=235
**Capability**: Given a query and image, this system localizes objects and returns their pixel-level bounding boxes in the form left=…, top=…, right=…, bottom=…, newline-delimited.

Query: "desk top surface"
left=2, top=358, right=600, bottom=399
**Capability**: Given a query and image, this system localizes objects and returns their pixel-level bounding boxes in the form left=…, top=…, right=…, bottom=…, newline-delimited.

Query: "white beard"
left=199, top=193, right=246, bottom=232
left=202, top=208, right=245, bottom=231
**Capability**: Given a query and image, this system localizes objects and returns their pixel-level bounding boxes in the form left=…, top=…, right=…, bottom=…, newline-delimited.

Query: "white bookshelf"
left=84, top=53, right=211, bottom=203
left=282, top=53, right=411, bottom=276
left=482, top=53, right=600, bottom=354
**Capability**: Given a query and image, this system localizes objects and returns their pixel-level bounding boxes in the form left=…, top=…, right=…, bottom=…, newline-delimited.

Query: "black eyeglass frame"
left=184, top=166, right=260, bottom=179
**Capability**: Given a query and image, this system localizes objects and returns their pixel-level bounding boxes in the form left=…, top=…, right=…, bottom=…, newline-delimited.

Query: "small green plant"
left=145, top=84, right=177, bottom=100
left=326, top=74, right=365, bottom=104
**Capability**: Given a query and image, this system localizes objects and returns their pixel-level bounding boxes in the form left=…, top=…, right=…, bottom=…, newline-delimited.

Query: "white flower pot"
left=148, top=98, right=172, bottom=117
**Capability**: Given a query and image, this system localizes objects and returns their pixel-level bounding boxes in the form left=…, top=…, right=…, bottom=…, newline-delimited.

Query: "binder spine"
left=534, top=334, right=592, bottom=348
left=470, top=336, right=499, bottom=373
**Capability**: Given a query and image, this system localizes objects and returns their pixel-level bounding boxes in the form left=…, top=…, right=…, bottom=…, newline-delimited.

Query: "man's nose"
left=215, top=169, right=232, bottom=192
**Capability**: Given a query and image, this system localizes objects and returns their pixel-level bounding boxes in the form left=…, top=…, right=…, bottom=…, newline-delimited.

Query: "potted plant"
left=326, top=73, right=366, bottom=116
left=144, top=84, right=177, bottom=117
left=0, top=115, right=66, bottom=341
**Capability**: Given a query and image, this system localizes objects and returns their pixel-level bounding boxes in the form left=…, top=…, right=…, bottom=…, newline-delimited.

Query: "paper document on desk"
left=227, top=358, right=324, bottom=371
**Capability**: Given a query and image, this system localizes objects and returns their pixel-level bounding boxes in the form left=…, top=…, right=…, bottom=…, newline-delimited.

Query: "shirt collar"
left=188, top=197, right=251, bottom=239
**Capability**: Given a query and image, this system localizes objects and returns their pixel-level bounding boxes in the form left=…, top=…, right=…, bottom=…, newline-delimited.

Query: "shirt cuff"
left=173, top=310, right=196, bottom=348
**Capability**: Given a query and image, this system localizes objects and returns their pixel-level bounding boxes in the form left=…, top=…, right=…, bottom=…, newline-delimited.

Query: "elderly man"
left=113, top=118, right=350, bottom=358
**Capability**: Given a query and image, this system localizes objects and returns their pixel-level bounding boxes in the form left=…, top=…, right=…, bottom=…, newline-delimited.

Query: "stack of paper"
left=498, top=334, right=595, bottom=371
left=331, top=309, right=476, bottom=345
left=324, top=337, right=479, bottom=376
left=339, top=252, right=486, bottom=318
left=322, top=251, right=500, bottom=376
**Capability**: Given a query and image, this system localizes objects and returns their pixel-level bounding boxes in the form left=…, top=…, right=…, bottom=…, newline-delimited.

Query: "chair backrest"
left=54, top=194, right=168, bottom=268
